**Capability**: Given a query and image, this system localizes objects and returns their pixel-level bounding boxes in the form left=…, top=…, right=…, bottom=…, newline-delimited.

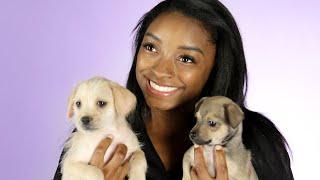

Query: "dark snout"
left=189, top=130, right=198, bottom=140
left=81, top=116, right=92, bottom=126
left=189, top=129, right=212, bottom=145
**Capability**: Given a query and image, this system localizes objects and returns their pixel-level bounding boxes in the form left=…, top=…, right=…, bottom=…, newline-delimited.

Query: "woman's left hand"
left=191, top=145, right=229, bottom=180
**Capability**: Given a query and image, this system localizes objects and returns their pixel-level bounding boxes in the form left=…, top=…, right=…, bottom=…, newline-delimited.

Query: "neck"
left=144, top=104, right=196, bottom=171
left=146, top=105, right=195, bottom=140
left=224, top=124, right=246, bottom=156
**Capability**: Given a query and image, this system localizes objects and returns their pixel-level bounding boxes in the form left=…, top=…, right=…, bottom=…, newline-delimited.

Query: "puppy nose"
left=190, top=131, right=197, bottom=139
left=81, top=116, right=92, bottom=125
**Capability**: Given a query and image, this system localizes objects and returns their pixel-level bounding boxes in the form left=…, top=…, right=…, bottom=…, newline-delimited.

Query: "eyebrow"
left=178, top=46, right=204, bottom=56
left=145, top=32, right=205, bottom=56
left=145, top=32, right=162, bottom=42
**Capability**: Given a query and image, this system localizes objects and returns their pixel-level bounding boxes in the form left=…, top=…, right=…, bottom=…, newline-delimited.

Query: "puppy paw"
left=127, top=173, right=146, bottom=180
left=84, top=166, right=104, bottom=180
left=182, top=176, right=192, bottom=180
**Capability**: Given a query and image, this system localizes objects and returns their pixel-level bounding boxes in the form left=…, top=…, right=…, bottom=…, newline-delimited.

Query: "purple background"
left=0, top=0, right=319, bottom=179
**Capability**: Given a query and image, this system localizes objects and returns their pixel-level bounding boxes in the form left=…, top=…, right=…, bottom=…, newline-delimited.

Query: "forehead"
left=146, top=12, right=213, bottom=50
left=196, top=103, right=225, bottom=119
left=75, top=81, right=112, bottom=99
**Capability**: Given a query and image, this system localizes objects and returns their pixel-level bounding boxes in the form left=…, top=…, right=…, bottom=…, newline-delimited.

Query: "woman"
left=54, top=0, right=294, bottom=179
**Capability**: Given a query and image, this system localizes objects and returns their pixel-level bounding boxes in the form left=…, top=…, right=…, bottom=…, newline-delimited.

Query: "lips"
left=149, top=80, right=178, bottom=92
left=147, top=79, right=180, bottom=97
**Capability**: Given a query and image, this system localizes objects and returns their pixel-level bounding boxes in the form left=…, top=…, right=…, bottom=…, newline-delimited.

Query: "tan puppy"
left=182, top=96, right=258, bottom=180
left=61, top=77, right=147, bottom=180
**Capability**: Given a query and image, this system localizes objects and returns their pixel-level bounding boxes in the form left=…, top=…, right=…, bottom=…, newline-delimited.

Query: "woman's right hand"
left=191, top=145, right=229, bottom=180
left=89, top=137, right=130, bottom=180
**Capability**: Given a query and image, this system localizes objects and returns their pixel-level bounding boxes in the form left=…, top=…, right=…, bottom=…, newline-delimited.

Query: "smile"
left=149, top=80, right=178, bottom=92
left=147, top=80, right=179, bottom=96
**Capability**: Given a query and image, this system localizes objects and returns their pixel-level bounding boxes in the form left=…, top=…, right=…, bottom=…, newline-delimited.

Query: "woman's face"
left=136, top=12, right=216, bottom=111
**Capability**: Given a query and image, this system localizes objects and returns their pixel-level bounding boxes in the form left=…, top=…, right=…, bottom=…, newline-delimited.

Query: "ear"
left=110, top=82, right=137, bottom=118
left=224, top=103, right=244, bottom=128
left=67, top=87, right=77, bottom=119
left=195, top=97, right=209, bottom=112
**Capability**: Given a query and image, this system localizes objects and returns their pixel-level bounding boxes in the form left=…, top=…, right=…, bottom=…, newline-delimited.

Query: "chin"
left=146, top=97, right=193, bottom=112
left=146, top=98, right=177, bottom=111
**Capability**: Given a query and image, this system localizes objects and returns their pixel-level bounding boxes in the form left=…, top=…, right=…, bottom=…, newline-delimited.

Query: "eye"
left=208, top=120, right=217, bottom=127
left=142, top=43, right=156, bottom=53
left=179, top=55, right=195, bottom=63
left=75, top=101, right=81, bottom=108
left=97, top=101, right=107, bottom=108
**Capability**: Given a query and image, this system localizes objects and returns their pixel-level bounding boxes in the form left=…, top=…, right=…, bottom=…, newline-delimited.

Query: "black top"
left=54, top=109, right=294, bottom=180
left=53, top=125, right=182, bottom=180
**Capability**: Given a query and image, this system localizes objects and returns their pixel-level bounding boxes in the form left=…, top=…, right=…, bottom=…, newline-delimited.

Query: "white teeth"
left=149, top=80, right=178, bottom=92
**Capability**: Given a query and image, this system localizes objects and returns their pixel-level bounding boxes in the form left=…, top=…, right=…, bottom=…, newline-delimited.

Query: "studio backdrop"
left=0, top=0, right=319, bottom=179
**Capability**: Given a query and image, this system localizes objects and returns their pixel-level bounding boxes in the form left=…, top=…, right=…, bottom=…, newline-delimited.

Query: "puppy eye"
left=75, top=101, right=81, bottom=108
left=208, top=120, right=217, bottom=127
left=97, top=101, right=107, bottom=108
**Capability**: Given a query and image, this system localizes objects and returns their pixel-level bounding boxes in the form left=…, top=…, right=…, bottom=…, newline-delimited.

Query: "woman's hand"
left=89, top=137, right=130, bottom=180
left=191, top=145, right=229, bottom=180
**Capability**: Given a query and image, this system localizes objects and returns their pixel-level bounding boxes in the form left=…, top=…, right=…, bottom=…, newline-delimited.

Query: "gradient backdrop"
left=0, top=0, right=319, bottom=179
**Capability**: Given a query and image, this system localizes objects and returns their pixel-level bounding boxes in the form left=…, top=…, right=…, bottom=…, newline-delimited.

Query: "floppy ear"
left=195, top=97, right=208, bottom=112
left=67, top=87, right=77, bottom=119
left=224, top=103, right=244, bottom=128
left=110, top=82, right=137, bottom=118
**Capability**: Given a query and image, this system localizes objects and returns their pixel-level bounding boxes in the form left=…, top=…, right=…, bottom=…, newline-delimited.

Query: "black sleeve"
left=53, top=148, right=66, bottom=180
left=54, top=129, right=77, bottom=180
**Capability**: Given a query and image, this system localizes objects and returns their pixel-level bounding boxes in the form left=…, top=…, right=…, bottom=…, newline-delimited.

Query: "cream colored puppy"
left=182, top=96, right=258, bottom=180
left=61, top=77, right=147, bottom=180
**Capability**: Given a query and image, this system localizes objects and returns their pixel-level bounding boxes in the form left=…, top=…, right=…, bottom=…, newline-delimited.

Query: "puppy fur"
left=61, top=77, right=147, bottom=180
left=182, top=96, right=258, bottom=180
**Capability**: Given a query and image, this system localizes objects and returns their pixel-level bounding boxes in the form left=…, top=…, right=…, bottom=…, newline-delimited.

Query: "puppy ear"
left=110, top=82, right=136, bottom=118
left=224, top=103, right=244, bottom=128
left=195, top=97, right=208, bottom=112
left=67, top=87, right=77, bottom=119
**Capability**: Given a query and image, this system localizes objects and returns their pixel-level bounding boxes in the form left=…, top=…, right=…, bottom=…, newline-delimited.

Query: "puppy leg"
left=249, top=163, right=259, bottom=180
left=182, top=146, right=194, bottom=180
left=62, top=161, right=104, bottom=180
left=127, top=150, right=147, bottom=180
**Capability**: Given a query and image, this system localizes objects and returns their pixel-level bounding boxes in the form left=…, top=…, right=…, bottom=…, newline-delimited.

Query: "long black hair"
left=126, top=0, right=294, bottom=179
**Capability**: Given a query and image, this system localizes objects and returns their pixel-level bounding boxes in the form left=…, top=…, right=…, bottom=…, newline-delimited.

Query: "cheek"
left=136, top=53, right=148, bottom=80
left=179, top=68, right=209, bottom=95
left=103, top=107, right=115, bottom=118
left=135, top=52, right=156, bottom=89
left=198, top=126, right=211, bottom=138
left=135, top=57, right=144, bottom=85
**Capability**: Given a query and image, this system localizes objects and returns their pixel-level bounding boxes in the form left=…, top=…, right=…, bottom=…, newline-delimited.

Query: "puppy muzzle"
left=189, top=131, right=212, bottom=145
left=192, top=138, right=212, bottom=145
left=80, top=116, right=96, bottom=131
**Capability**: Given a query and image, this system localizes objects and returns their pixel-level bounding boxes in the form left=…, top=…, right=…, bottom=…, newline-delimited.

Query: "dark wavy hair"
left=126, top=0, right=294, bottom=179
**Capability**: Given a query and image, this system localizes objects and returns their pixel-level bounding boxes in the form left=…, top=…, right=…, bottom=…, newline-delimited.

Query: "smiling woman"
left=136, top=12, right=216, bottom=111
left=53, top=0, right=294, bottom=180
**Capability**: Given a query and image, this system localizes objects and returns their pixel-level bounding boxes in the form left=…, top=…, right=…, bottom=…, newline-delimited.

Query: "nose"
left=190, top=130, right=197, bottom=139
left=81, top=116, right=92, bottom=125
left=152, top=57, right=175, bottom=78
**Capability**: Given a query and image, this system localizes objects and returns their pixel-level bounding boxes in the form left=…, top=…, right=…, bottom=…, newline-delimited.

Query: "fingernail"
left=106, top=134, right=113, bottom=139
left=215, top=145, right=222, bottom=150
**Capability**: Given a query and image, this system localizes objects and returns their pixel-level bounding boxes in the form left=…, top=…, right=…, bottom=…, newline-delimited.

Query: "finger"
left=103, top=144, right=127, bottom=175
left=214, top=145, right=228, bottom=179
left=118, top=159, right=130, bottom=180
left=194, top=146, right=207, bottom=175
left=191, top=167, right=198, bottom=180
left=89, top=137, right=112, bottom=167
